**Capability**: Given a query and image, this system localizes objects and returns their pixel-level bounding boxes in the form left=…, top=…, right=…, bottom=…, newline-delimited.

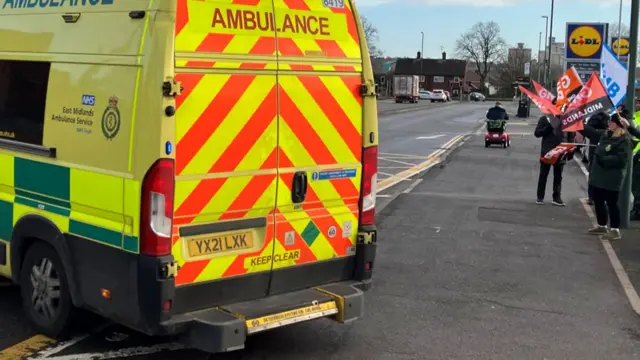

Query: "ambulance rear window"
left=0, top=60, right=50, bottom=146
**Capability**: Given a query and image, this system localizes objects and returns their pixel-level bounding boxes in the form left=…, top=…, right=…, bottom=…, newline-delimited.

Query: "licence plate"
left=246, top=301, right=339, bottom=334
left=492, top=134, right=499, bottom=138
left=187, top=231, right=254, bottom=257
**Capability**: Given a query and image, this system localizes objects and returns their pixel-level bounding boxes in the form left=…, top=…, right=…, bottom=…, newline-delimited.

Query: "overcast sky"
left=357, top=0, right=633, bottom=59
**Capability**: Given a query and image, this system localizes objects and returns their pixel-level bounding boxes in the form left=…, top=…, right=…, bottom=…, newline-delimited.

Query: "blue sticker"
left=82, top=94, right=96, bottom=106
left=311, top=169, right=357, bottom=181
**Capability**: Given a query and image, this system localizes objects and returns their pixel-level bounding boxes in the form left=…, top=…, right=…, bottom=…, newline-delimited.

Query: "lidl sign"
left=566, top=23, right=607, bottom=60
left=612, top=36, right=631, bottom=57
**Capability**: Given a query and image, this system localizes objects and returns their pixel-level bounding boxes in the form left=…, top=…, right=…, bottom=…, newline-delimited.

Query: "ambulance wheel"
left=20, top=242, right=73, bottom=338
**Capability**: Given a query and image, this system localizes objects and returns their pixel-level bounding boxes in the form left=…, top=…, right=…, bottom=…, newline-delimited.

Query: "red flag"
left=518, top=85, right=562, bottom=116
left=540, top=143, right=577, bottom=165
left=532, top=80, right=556, bottom=102
left=558, top=72, right=613, bottom=132
left=555, top=67, right=584, bottom=112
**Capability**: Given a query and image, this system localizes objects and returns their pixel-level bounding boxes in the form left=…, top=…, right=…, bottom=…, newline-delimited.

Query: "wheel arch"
left=11, top=214, right=83, bottom=307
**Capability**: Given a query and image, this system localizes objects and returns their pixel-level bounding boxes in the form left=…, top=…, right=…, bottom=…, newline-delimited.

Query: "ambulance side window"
left=0, top=59, right=50, bottom=146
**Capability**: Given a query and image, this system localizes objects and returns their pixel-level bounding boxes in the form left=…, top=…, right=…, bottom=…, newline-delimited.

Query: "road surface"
left=0, top=101, right=565, bottom=360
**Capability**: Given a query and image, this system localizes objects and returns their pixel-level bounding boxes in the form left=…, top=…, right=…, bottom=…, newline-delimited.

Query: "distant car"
left=470, top=92, right=486, bottom=102
left=443, top=90, right=452, bottom=101
left=431, top=89, right=447, bottom=103
left=418, top=90, right=432, bottom=100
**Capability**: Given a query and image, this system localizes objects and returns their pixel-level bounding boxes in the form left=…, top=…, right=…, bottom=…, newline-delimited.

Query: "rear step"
left=174, top=282, right=364, bottom=353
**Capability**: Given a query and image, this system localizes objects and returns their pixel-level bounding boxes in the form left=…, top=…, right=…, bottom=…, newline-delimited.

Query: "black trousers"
left=592, top=186, right=621, bottom=228
left=537, top=162, right=564, bottom=200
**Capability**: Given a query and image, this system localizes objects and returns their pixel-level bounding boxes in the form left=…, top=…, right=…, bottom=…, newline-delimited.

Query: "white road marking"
left=378, top=158, right=417, bottom=166
left=376, top=194, right=392, bottom=198
left=30, top=343, right=186, bottom=360
left=402, top=178, right=423, bottom=194
left=574, top=156, right=589, bottom=179
left=580, top=198, right=640, bottom=317
left=377, top=135, right=465, bottom=192
left=416, top=134, right=446, bottom=140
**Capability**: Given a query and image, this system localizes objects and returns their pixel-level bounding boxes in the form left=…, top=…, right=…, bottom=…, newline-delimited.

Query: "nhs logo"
left=82, top=95, right=96, bottom=106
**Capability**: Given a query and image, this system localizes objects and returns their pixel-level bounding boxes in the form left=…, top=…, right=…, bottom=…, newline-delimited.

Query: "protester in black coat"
left=534, top=114, right=576, bottom=206
left=583, top=111, right=610, bottom=204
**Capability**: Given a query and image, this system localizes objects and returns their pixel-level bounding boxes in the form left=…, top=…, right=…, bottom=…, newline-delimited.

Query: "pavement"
left=5, top=103, right=640, bottom=359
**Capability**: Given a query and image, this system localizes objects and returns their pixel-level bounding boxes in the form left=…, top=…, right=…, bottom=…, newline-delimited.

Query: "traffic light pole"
left=620, top=0, right=639, bottom=229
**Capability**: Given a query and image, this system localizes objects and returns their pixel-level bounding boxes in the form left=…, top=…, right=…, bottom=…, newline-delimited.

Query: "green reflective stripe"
left=15, top=197, right=71, bottom=217
left=14, top=158, right=70, bottom=202
left=15, top=189, right=71, bottom=210
left=123, top=235, right=139, bottom=253
left=70, top=220, right=122, bottom=248
left=0, top=200, right=12, bottom=241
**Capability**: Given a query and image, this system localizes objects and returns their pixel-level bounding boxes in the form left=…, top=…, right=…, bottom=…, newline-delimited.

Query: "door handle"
left=291, top=171, right=308, bottom=204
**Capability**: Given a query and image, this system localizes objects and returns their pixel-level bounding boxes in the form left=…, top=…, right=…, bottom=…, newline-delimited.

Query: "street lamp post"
left=420, top=31, right=424, bottom=90
left=538, top=31, right=542, bottom=83
left=546, top=0, right=555, bottom=90
left=542, top=15, right=549, bottom=87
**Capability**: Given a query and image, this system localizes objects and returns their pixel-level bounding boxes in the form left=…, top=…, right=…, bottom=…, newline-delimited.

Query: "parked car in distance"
left=470, top=92, right=486, bottom=102
left=431, top=89, right=447, bottom=103
left=443, top=90, right=451, bottom=101
left=419, top=90, right=432, bottom=100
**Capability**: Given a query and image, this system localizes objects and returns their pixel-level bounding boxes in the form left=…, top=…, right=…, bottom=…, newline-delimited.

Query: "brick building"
left=393, top=52, right=467, bottom=95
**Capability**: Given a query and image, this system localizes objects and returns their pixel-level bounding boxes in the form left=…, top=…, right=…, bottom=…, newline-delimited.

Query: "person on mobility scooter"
left=485, top=101, right=510, bottom=148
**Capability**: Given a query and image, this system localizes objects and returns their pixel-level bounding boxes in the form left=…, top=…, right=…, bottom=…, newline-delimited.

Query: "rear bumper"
left=161, top=281, right=366, bottom=353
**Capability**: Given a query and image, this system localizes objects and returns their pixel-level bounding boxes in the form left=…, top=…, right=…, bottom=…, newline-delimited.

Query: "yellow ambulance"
left=0, top=0, right=378, bottom=353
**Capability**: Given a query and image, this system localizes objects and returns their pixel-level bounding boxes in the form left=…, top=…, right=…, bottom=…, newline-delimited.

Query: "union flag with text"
left=558, top=73, right=613, bottom=132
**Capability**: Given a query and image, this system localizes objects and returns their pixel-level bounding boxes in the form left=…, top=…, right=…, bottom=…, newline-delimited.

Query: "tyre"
left=20, top=242, right=74, bottom=338
left=431, top=100, right=435, bottom=103
left=503, top=141, right=507, bottom=148
left=485, top=142, right=489, bottom=148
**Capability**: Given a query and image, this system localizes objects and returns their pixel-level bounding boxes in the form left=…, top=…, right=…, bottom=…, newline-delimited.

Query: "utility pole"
left=546, top=0, right=555, bottom=90
left=538, top=31, right=542, bottom=83
left=617, top=0, right=623, bottom=59
left=542, top=15, right=549, bottom=87
left=420, top=31, right=424, bottom=90
left=620, top=0, right=639, bottom=229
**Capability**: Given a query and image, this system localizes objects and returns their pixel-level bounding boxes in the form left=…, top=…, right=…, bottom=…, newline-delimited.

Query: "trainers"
left=587, top=225, right=608, bottom=235
left=602, top=228, right=622, bottom=241
left=552, top=198, right=566, bottom=206
left=536, top=198, right=544, bottom=205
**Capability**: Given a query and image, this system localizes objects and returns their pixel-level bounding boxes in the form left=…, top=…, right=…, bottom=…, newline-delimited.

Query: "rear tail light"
left=359, top=145, right=378, bottom=226
left=140, top=159, right=175, bottom=256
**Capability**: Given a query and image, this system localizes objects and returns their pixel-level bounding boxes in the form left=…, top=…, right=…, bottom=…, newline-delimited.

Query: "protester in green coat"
left=580, top=113, right=634, bottom=240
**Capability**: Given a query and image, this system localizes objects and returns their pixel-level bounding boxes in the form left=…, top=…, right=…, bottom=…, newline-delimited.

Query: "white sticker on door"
left=342, top=220, right=353, bottom=238
left=285, top=231, right=295, bottom=246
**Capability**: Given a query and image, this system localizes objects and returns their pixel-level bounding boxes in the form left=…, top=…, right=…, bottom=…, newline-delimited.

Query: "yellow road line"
left=377, top=135, right=465, bottom=192
left=0, top=335, right=54, bottom=360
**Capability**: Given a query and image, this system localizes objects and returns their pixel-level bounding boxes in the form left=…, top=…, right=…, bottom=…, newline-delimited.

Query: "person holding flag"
left=581, top=113, right=634, bottom=240
left=534, top=98, right=575, bottom=206
left=583, top=111, right=611, bottom=205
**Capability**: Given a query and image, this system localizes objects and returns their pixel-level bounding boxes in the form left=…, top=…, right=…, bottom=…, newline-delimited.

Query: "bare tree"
left=610, top=23, right=630, bottom=37
left=492, top=50, right=527, bottom=91
left=361, top=16, right=383, bottom=57
left=455, top=21, right=506, bottom=93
